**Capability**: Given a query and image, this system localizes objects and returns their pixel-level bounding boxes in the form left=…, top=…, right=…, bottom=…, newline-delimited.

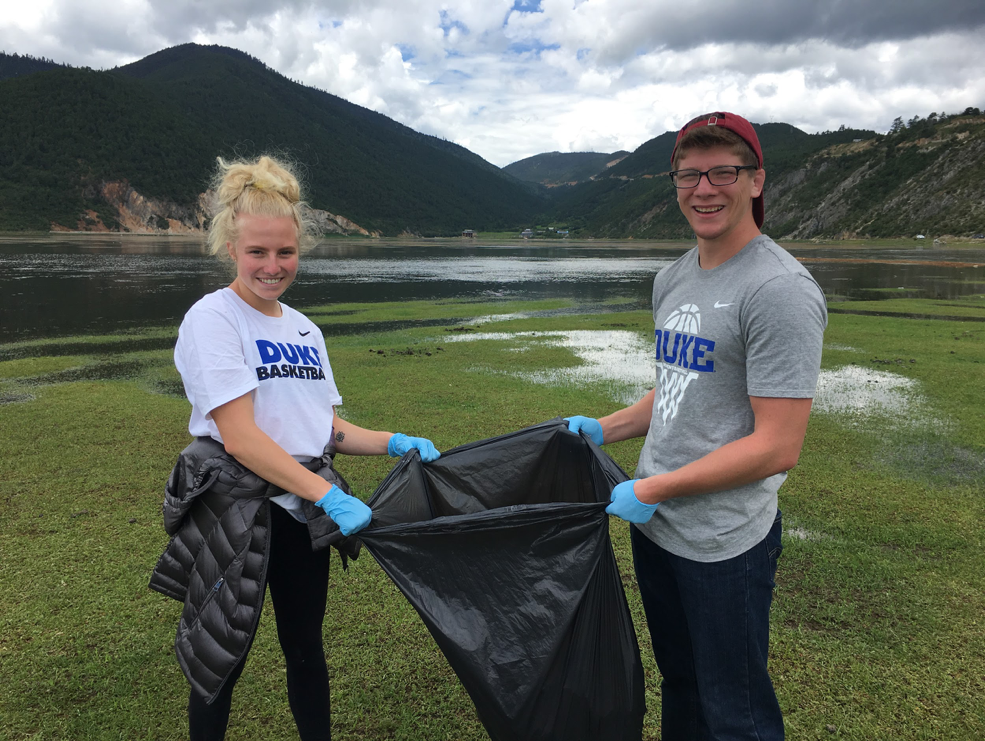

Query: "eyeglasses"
left=668, top=165, right=757, bottom=189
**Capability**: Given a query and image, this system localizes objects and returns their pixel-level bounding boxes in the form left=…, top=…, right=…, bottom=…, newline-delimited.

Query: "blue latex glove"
left=315, top=485, right=372, bottom=536
left=388, top=433, right=441, bottom=462
left=605, top=479, right=659, bottom=524
left=565, top=416, right=603, bottom=446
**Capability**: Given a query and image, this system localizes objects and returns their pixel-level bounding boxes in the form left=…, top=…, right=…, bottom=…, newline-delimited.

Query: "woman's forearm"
left=224, top=422, right=338, bottom=502
left=211, top=394, right=338, bottom=502
left=331, top=415, right=393, bottom=455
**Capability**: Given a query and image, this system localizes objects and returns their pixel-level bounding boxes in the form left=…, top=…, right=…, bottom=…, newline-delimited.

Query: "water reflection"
left=808, top=257, right=985, bottom=302
left=2, top=235, right=984, bottom=343
left=302, top=256, right=673, bottom=283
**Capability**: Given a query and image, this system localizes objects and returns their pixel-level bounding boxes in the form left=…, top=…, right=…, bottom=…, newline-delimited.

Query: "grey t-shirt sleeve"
left=744, top=273, right=827, bottom=398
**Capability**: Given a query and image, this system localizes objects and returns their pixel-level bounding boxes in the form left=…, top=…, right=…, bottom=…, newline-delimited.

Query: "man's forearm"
left=633, top=434, right=792, bottom=505
left=633, top=396, right=811, bottom=505
left=599, top=389, right=655, bottom=444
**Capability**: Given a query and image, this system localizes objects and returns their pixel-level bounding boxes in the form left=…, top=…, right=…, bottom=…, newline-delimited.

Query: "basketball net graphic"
left=656, top=303, right=701, bottom=424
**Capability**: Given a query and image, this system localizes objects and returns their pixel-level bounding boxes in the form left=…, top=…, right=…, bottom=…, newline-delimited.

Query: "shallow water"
left=443, top=328, right=931, bottom=421
left=813, top=365, right=921, bottom=418
left=0, top=238, right=676, bottom=342
left=444, top=329, right=654, bottom=406
left=2, top=235, right=984, bottom=343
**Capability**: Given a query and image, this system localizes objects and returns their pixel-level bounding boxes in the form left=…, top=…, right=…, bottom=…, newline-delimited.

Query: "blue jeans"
left=630, top=511, right=784, bottom=741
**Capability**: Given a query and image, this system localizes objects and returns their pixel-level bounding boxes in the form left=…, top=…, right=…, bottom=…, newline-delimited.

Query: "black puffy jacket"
left=149, top=436, right=360, bottom=703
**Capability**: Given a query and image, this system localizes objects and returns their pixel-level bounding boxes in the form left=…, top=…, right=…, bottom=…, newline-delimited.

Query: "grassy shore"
left=1, top=296, right=983, bottom=740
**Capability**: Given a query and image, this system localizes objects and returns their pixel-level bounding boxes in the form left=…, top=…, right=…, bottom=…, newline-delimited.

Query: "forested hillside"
left=541, top=113, right=985, bottom=239
left=0, top=53, right=68, bottom=81
left=768, top=113, right=985, bottom=238
left=0, top=45, right=543, bottom=235
left=504, top=150, right=629, bottom=186
left=543, top=123, right=883, bottom=238
left=1, top=44, right=982, bottom=239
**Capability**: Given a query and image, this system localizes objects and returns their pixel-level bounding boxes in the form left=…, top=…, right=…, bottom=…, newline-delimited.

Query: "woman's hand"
left=332, top=415, right=440, bottom=461
left=315, top=485, right=372, bottom=536
left=387, top=433, right=440, bottom=462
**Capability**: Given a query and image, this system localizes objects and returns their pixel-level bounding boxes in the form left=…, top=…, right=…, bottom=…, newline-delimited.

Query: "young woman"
left=153, top=155, right=439, bottom=740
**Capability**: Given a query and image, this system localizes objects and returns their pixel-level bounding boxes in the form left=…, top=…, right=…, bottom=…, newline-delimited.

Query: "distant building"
left=462, top=229, right=475, bottom=238
left=520, top=229, right=534, bottom=239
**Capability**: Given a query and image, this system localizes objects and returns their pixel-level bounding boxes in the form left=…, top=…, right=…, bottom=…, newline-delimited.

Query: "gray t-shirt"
left=635, top=235, right=827, bottom=562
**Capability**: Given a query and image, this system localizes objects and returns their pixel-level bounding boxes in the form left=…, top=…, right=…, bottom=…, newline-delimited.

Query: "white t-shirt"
left=175, top=287, right=343, bottom=515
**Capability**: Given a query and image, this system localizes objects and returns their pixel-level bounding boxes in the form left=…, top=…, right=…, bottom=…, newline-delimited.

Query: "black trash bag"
left=359, top=418, right=645, bottom=741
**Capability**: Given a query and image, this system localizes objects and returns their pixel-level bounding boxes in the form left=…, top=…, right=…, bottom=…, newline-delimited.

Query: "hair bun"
left=206, top=155, right=313, bottom=259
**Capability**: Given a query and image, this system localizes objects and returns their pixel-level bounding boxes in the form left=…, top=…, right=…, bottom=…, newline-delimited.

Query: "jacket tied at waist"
left=148, top=436, right=360, bottom=703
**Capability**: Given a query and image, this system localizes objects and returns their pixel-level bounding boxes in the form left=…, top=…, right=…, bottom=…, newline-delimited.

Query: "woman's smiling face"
left=226, top=213, right=299, bottom=316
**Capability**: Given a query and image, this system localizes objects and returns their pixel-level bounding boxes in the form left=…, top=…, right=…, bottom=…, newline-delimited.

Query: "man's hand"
left=605, top=479, right=658, bottom=523
left=565, top=416, right=604, bottom=446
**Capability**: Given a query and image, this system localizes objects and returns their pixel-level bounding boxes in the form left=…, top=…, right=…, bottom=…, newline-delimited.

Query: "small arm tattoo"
left=335, top=430, right=345, bottom=443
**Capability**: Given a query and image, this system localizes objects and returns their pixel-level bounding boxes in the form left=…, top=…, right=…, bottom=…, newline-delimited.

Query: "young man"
left=567, top=112, right=827, bottom=740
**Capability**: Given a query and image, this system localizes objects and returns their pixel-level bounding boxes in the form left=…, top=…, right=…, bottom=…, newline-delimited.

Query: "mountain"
left=768, top=114, right=985, bottom=238
left=1, top=44, right=982, bottom=239
left=0, top=53, right=69, bottom=81
left=600, top=123, right=816, bottom=180
left=504, top=151, right=630, bottom=186
left=0, top=45, right=544, bottom=235
left=539, top=124, right=880, bottom=238
left=542, top=114, right=985, bottom=239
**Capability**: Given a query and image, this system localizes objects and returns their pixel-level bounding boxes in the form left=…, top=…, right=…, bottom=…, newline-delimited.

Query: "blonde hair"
left=207, top=155, right=315, bottom=258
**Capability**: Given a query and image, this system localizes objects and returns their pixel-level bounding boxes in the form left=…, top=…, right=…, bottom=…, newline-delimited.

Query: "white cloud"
left=2, top=0, right=984, bottom=166
left=3, top=0, right=56, bottom=32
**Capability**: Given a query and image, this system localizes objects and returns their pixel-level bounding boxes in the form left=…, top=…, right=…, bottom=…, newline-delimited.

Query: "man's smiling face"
left=675, top=145, right=765, bottom=251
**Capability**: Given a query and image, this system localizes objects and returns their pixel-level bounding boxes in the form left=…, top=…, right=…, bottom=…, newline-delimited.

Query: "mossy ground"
left=1, top=297, right=982, bottom=740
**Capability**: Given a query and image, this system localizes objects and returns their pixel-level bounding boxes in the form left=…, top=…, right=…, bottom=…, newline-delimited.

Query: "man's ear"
left=751, top=168, right=766, bottom=198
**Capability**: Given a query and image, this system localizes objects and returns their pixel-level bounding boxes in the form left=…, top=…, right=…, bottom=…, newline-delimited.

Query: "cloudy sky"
left=3, top=0, right=985, bottom=167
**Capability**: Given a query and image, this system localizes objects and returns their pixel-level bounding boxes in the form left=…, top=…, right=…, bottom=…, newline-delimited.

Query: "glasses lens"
left=674, top=170, right=701, bottom=188
left=707, top=167, right=739, bottom=185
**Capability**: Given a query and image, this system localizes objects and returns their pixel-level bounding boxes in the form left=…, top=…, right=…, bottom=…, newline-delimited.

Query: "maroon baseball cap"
left=671, top=111, right=765, bottom=228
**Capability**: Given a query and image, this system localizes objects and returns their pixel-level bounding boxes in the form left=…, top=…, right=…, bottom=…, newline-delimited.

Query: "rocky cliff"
left=539, top=112, right=985, bottom=240
left=50, top=181, right=376, bottom=237
left=766, top=115, right=985, bottom=239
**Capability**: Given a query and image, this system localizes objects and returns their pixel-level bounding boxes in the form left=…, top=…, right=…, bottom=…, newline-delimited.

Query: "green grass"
left=828, top=294, right=985, bottom=319
left=303, top=297, right=576, bottom=323
left=1, top=298, right=983, bottom=740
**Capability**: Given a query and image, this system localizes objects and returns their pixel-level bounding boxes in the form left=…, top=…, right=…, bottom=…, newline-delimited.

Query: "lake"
left=2, top=235, right=984, bottom=343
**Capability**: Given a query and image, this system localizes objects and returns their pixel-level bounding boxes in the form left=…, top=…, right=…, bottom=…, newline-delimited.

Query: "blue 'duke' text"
left=655, top=329, right=715, bottom=372
left=254, top=340, right=326, bottom=381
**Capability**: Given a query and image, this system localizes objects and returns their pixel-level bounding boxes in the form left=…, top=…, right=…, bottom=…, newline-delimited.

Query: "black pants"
left=189, top=502, right=333, bottom=740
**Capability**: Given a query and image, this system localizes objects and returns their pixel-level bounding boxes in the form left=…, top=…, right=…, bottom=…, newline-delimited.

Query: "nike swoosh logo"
left=299, top=330, right=311, bottom=336
left=714, top=301, right=734, bottom=309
